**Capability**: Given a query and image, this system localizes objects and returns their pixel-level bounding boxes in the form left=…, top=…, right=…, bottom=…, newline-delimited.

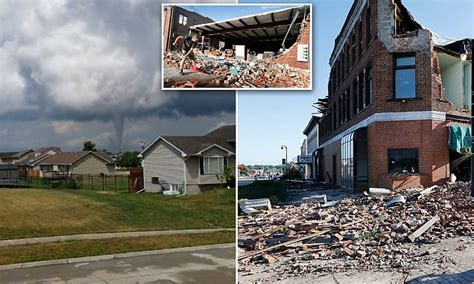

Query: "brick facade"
left=367, top=120, right=450, bottom=189
left=275, top=15, right=311, bottom=70
left=317, top=0, right=471, bottom=190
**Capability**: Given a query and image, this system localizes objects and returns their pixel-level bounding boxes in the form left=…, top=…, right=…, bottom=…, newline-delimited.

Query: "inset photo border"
left=162, top=3, right=312, bottom=90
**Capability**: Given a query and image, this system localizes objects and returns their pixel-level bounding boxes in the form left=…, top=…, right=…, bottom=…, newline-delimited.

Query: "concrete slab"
left=163, top=65, right=218, bottom=87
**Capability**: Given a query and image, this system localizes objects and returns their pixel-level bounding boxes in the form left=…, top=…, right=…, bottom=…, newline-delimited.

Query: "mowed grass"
left=0, top=188, right=235, bottom=240
left=0, top=231, right=235, bottom=265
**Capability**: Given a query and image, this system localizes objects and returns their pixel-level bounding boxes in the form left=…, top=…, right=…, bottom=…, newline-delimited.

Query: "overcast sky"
left=0, top=0, right=235, bottom=153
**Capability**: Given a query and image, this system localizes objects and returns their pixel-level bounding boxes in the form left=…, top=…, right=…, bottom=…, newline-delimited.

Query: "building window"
left=395, top=55, right=416, bottom=99
left=341, top=132, right=355, bottom=190
left=388, top=148, right=419, bottom=174
left=365, top=65, right=372, bottom=106
left=358, top=21, right=363, bottom=56
left=151, top=177, right=159, bottom=184
left=366, top=6, right=371, bottom=45
left=352, top=82, right=357, bottom=116
left=358, top=74, right=364, bottom=110
left=178, top=14, right=188, bottom=26
left=202, top=157, right=225, bottom=175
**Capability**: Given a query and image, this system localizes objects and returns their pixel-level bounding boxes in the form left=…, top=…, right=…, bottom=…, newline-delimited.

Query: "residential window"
left=388, top=148, right=419, bottom=174
left=151, top=177, right=159, bottom=184
left=202, top=157, right=225, bottom=175
left=178, top=14, right=188, bottom=26
left=395, top=55, right=416, bottom=99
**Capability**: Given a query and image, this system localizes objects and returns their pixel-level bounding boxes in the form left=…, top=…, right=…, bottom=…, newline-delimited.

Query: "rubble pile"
left=238, top=182, right=474, bottom=278
left=163, top=52, right=310, bottom=88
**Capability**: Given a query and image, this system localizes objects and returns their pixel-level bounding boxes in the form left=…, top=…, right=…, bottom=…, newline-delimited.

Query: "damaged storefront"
left=162, top=5, right=311, bottom=88
left=316, top=0, right=472, bottom=191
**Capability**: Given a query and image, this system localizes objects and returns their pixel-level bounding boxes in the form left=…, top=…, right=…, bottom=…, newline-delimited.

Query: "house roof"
left=140, top=124, right=236, bottom=158
left=0, top=150, right=34, bottom=159
left=190, top=5, right=310, bottom=45
left=38, top=151, right=114, bottom=166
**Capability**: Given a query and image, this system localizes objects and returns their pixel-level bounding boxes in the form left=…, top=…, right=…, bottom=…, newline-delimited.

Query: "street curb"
left=0, top=228, right=235, bottom=247
left=0, top=243, right=235, bottom=271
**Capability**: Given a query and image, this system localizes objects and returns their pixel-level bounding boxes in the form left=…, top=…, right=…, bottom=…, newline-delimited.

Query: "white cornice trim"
left=329, top=0, right=367, bottom=67
left=318, top=111, right=446, bottom=149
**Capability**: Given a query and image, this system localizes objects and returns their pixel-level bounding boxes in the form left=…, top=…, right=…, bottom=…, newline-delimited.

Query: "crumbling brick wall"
left=274, top=15, right=310, bottom=70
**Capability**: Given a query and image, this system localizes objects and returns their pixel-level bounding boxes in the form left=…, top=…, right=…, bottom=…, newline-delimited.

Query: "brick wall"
left=274, top=15, right=310, bottom=70
left=367, top=119, right=450, bottom=189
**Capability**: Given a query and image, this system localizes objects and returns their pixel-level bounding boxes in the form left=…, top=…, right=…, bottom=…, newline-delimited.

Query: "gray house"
left=37, top=151, right=115, bottom=177
left=139, top=125, right=235, bottom=195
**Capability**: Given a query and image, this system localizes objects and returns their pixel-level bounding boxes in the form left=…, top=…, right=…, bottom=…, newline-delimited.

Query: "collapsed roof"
left=190, top=5, right=310, bottom=51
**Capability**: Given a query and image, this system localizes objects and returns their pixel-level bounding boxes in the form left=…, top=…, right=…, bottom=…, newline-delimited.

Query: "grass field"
left=0, top=188, right=235, bottom=240
left=0, top=231, right=234, bottom=265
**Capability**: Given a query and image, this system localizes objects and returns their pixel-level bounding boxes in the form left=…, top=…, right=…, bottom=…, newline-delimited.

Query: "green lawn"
left=0, top=231, right=234, bottom=265
left=0, top=188, right=235, bottom=240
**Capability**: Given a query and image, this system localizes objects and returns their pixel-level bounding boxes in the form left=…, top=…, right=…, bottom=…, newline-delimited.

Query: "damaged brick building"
left=317, top=0, right=473, bottom=191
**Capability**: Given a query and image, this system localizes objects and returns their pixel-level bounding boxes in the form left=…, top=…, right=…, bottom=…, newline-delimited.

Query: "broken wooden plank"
left=238, top=230, right=330, bottom=260
left=408, top=215, right=440, bottom=242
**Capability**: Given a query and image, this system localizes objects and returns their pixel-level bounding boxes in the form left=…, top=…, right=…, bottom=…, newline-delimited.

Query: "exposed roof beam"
left=239, top=19, right=249, bottom=27
left=200, top=19, right=294, bottom=36
left=253, top=16, right=261, bottom=25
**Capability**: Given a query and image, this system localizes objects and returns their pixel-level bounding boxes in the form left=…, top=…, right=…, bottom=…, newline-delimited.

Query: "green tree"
left=117, top=151, right=140, bottom=168
left=216, top=166, right=235, bottom=189
left=83, top=141, right=97, bottom=152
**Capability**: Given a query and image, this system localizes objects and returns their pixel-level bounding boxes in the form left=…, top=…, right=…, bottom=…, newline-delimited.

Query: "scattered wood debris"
left=163, top=52, right=310, bottom=88
left=238, top=181, right=474, bottom=279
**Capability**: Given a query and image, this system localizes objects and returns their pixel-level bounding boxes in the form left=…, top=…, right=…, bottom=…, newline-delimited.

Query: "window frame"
left=178, top=14, right=188, bottom=26
left=202, top=156, right=225, bottom=175
left=394, top=54, right=417, bottom=99
left=387, top=148, right=419, bottom=174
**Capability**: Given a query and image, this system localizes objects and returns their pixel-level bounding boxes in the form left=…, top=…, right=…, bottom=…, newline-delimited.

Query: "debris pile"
left=163, top=52, right=311, bottom=88
left=238, top=182, right=473, bottom=278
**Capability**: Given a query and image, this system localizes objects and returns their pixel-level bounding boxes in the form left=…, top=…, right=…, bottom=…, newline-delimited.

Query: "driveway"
left=0, top=245, right=235, bottom=283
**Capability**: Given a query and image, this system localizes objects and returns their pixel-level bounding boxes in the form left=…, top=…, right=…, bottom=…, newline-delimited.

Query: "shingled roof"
left=141, top=124, right=236, bottom=157
left=38, top=151, right=114, bottom=166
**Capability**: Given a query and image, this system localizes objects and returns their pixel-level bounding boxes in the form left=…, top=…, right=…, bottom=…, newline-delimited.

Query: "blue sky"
left=238, top=0, right=474, bottom=165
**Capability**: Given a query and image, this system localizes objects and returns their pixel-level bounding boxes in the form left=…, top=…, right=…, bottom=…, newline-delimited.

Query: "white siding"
left=143, top=141, right=185, bottom=192
left=71, top=154, right=114, bottom=175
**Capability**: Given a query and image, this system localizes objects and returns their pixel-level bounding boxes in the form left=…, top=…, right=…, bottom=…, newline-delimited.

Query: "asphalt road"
left=0, top=246, right=235, bottom=283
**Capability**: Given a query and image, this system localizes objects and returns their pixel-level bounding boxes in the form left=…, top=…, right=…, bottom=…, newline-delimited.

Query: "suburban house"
left=0, top=150, right=35, bottom=178
left=27, top=147, right=63, bottom=177
left=37, top=151, right=115, bottom=177
left=139, top=124, right=236, bottom=195
left=0, top=150, right=35, bottom=165
left=315, top=0, right=472, bottom=191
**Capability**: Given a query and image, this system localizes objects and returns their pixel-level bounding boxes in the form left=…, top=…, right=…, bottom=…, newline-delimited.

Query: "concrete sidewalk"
left=0, top=228, right=235, bottom=247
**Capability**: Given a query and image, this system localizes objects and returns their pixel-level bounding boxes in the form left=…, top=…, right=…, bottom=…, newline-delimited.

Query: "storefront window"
left=388, top=148, right=419, bottom=174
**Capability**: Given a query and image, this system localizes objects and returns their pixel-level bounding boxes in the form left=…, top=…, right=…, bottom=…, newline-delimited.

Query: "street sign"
left=297, top=155, right=313, bottom=164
